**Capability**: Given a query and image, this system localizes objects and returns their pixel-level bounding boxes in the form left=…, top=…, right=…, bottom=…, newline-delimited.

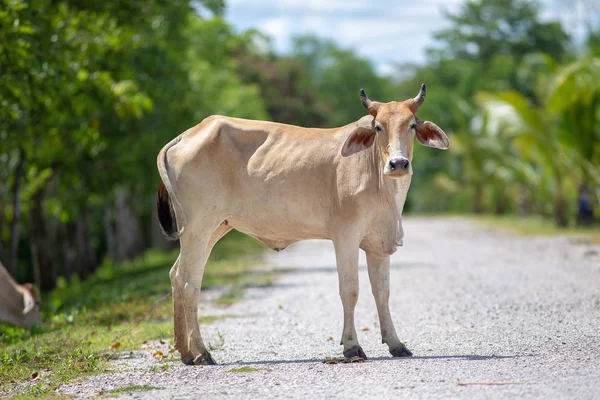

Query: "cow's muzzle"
left=384, top=156, right=411, bottom=177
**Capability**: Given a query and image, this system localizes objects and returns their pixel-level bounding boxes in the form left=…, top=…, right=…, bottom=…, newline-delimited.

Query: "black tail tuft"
left=156, top=181, right=180, bottom=241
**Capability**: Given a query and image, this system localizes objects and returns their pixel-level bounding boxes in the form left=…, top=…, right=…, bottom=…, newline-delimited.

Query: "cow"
left=156, top=85, right=449, bottom=365
left=0, top=261, right=41, bottom=329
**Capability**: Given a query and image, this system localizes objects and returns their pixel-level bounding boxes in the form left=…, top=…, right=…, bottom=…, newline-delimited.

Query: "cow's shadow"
left=222, top=353, right=525, bottom=366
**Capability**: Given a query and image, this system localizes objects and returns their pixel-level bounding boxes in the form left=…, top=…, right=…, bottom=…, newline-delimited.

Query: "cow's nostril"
left=389, top=158, right=410, bottom=171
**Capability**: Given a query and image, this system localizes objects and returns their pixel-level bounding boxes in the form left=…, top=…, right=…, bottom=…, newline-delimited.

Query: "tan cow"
left=0, top=261, right=40, bottom=328
left=156, top=85, right=449, bottom=365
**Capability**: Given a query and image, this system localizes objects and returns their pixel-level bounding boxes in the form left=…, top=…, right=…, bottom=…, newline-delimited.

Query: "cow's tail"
left=156, top=136, right=186, bottom=240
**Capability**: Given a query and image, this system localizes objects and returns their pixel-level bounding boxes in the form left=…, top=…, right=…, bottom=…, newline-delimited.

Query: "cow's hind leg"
left=173, top=238, right=213, bottom=365
left=170, top=256, right=194, bottom=364
left=172, top=223, right=228, bottom=365
left=332, top=233, right=366, bottom=359
left=366, top=253, right=412, bottom=357
left=170, top=222, right=233, bottom=365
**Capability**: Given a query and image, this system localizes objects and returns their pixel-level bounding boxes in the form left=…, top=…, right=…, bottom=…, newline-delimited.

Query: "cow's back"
left=169, top=116, right=372, bottom=244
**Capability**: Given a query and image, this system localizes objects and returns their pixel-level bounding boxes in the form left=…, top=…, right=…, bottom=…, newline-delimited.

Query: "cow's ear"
left=415, top=120, right=450, bottom=150
left=341, top=127, right=376, bottom=157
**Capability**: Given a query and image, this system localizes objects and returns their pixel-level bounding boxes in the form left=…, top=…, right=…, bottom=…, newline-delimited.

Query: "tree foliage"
left=394, top=0, right=597, bottom=225
left=0, top=0, right=266, bottom=286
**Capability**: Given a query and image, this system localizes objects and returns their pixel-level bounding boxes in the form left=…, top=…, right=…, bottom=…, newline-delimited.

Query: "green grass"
left=101, top=385, right=163, bottom=396
left=0, top=231, right=265, bottom=399
left=216, top=287, right=246, bottom=305
left=225, top=366, right=261, bottom=373
left=467, top=214, right=600, bottom=242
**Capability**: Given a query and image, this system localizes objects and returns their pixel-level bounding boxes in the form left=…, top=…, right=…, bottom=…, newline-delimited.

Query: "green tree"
left=390, top=0, right=573, bottom=218
left=547, top=57, right=600, bottom=187
left=432, top=0, right=569, bottom=63
left=0, top=0, right=152, bottom=287
left=0, top=0, right=265, bottom=289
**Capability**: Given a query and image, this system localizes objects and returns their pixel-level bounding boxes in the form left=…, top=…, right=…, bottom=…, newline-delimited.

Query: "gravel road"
left=60, top=217, right=600, bottom=399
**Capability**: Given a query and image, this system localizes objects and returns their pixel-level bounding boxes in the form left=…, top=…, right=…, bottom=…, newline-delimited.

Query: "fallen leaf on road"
left=109, top=342, right=120, bottom=349
left=361, top=327, right=369, bottom=331
left=30, top=372, right=39, bottom=380
left=153, top=351, right=164, bottom=358
left=327, top=336, right=334, bottom=341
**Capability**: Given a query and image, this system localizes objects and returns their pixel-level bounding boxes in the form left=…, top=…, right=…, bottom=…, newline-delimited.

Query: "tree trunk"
left=0, top=194, right=5, bottom=266
left=554, top=195, right=568, bottom=227
left=471, top=182, right=484, bottom=214
left=9, top=148, right=25, bottom=277
left=554, top=172, right=568, bottom=227
left=104, top=208, right=117, bottom=265
left=83, top=208, right=98, bottom=275
left=29, top=189, right=56, bottom=292
left=114, top=188, right=143, bottom=263
left=63, top=221, right=77, bottom=281
left=494, top=187, right=508, bottom=215
left=0, top=158, right=6, bottom=264
left=516, top=184, right=530, bottom=216
left=76, top=207, right=97, bottom=279
left=76, top=217, right=88, bottom=279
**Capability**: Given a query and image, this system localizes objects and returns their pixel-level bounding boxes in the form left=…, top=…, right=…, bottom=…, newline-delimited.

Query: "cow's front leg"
left=332, top=235, right=366, bottom=359
left=366, top=253, right=412, bottom=357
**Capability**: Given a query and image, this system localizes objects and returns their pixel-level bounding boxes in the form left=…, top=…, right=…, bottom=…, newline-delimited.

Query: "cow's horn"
left=414, top=84, right=426, bottom=107
left=360, top=89, right=372, bottom=110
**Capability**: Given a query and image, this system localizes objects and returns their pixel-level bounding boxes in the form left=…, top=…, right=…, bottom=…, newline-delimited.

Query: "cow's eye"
left=410, top=123, right=417, bottom=130
left=375, top=125, right=382, bottom=132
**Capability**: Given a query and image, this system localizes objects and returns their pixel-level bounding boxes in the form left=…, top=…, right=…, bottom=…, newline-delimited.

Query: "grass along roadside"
left=466, top=214, right=600, bottom=242
left=0, top=231, right=266, bottom=399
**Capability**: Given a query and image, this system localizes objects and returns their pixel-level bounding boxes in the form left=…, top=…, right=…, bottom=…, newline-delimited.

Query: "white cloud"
left=225, top=0, right=581, bottom=73
left=228, top=0, right=368, bottom=13
left=260, top=17, right=289, bottom=51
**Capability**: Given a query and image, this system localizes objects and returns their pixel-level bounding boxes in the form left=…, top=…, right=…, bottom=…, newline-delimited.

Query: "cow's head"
left=341, top=84, right=449, bottom=177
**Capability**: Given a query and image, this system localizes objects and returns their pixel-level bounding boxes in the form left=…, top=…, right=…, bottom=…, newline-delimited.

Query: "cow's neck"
left=373, top=135, right=412, bottom=247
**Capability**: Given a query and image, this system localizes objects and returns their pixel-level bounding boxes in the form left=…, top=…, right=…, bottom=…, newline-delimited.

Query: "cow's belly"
left=228, top=212, right=330, bottom=251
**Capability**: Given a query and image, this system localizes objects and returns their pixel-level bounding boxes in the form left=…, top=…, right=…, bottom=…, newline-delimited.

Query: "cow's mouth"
left=383, top=165, right=411, bottom=178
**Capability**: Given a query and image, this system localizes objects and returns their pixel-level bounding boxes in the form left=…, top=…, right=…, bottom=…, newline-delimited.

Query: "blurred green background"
left=1, top=0, right=599, bottom=290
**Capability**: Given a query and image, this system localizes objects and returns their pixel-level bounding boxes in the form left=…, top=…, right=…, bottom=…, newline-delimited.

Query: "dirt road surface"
left=60, top=217, right=600, bottom=399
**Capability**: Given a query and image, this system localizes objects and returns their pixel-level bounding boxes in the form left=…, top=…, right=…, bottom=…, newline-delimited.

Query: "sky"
left=224, top=0, right=590, bottom=75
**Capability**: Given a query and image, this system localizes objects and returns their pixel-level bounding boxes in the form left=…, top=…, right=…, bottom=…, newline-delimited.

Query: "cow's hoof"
left=193, top=352, right=217, bottom=366
left=181, top=354, right=195, bottom=365
left=390, top=344, right=413, bottom=358
left=344, top=345, right=367, bottom=360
